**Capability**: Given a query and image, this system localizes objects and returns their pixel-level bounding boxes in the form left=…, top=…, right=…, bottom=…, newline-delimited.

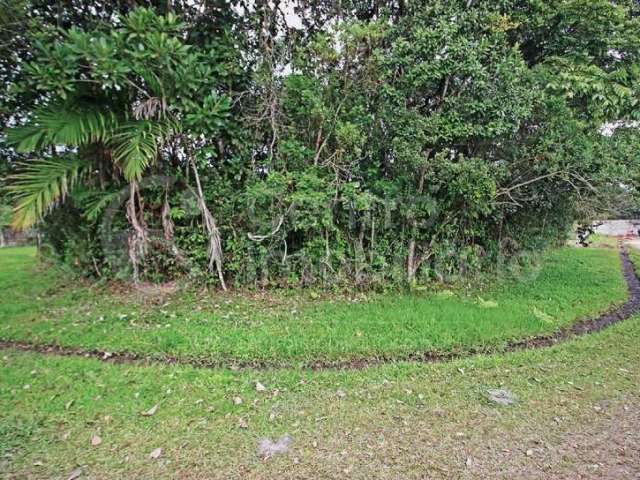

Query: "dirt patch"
left=264, top=396, right=640, bottom=480
left=625, top=239, right=640, bottom=251
left=1, top=247, right=640, bottom=371
left=133, top=281, right=179, bottom=296
left=445, top=397, right=640, bottom=480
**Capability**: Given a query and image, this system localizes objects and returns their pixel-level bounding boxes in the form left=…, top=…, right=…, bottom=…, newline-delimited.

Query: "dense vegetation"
left=1, top=0, right=639, bottom=288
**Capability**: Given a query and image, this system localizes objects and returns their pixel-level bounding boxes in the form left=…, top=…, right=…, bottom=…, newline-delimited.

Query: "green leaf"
left=5, top=103, right=118, bottom=152
left=7, top=157, right=86, bottom=229
left=110, top=119, right=177, bottom=181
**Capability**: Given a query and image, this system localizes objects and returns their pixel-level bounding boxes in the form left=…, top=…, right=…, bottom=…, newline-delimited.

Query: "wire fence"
left=0, top=229, right=37, bottom=247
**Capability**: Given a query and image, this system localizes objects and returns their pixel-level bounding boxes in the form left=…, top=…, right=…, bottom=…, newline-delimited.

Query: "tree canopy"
left=1, top=0, right=639, bottom=288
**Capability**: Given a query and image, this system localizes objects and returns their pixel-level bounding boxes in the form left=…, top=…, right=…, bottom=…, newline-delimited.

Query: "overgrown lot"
left=0, top=246, right=628, bottom=366
left=3, top=3, right=640, bottom=290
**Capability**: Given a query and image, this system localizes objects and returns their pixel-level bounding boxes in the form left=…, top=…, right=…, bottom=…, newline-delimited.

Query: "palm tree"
left=6, top=101, right=228, bottom=288
left=6, top=101, right=178, bottom=280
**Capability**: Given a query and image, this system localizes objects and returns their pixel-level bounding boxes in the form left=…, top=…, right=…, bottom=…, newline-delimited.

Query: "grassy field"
left=1, top=313, right=639, bottom=479
left=0, top=246, right=628, bottom=366
left=1, top=244, right=638, bottom=478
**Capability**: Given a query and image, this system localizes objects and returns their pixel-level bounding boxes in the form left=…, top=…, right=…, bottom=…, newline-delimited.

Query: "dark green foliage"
left=1, top=1, right=639, bottom=288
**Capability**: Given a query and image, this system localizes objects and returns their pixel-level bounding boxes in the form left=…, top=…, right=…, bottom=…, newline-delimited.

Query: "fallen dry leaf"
left=67, top=468, right=82, bottom=480
left=255, top=382, right=267, bottom=392
left=149, top=448, right=162, bottom=459
left=486, top=389, right=517, bottom=406
left=91, top=435, right=102, bottom=446
left=233, top=396, right=243, bottom=405
left=141, top=404, right=159, bottom=416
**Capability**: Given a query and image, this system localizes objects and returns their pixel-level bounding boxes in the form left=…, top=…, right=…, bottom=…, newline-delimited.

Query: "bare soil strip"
left=1, top=247, right=639, bottom=371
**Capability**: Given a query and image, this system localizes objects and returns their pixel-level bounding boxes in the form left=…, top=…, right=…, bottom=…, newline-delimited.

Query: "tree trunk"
left=161, top=189, right=186, bottom=266
left=189, top=157, right=227, bottom=291
left=407, top=153, right=431, bottom=283
left=407, top=238, right=417, bottom=283
left=126, top=180, right=148, bottom=283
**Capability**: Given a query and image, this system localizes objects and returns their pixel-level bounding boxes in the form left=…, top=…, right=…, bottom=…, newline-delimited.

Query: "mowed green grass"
left=1, top=314, right=639, bottom=479
left=0, top=245, right=628, bottom=365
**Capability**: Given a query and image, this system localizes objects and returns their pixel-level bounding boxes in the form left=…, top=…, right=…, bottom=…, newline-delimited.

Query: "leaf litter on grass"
left=486, top=389, right=518, bottom=406
left=258, top=434, right=293, bottom=458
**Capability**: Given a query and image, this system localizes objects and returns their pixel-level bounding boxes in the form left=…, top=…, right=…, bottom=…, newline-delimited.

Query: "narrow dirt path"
left=1, top=247, right=639, bottom=371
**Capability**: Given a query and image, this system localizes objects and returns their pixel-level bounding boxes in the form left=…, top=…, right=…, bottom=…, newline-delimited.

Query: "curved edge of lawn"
left=0, top=249, right=640, bottom=369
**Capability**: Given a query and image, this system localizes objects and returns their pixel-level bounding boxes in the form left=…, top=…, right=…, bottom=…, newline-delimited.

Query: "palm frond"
left=110, top=119, right=178, bottom=181
left=5, top=103, right=118, bottom=152
left=71, top=187, right=122, bottom=221
left=4, top=123, right=49, bottom=152
left=7, top=156, right=86, bottom=229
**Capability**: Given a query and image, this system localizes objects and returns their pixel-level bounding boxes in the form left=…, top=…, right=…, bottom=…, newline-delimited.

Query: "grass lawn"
left=0, top=246, right=629, bottom=366
left=1, top=313, right=639, bottom=479
left=1, top=245, right=638, bottom=478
